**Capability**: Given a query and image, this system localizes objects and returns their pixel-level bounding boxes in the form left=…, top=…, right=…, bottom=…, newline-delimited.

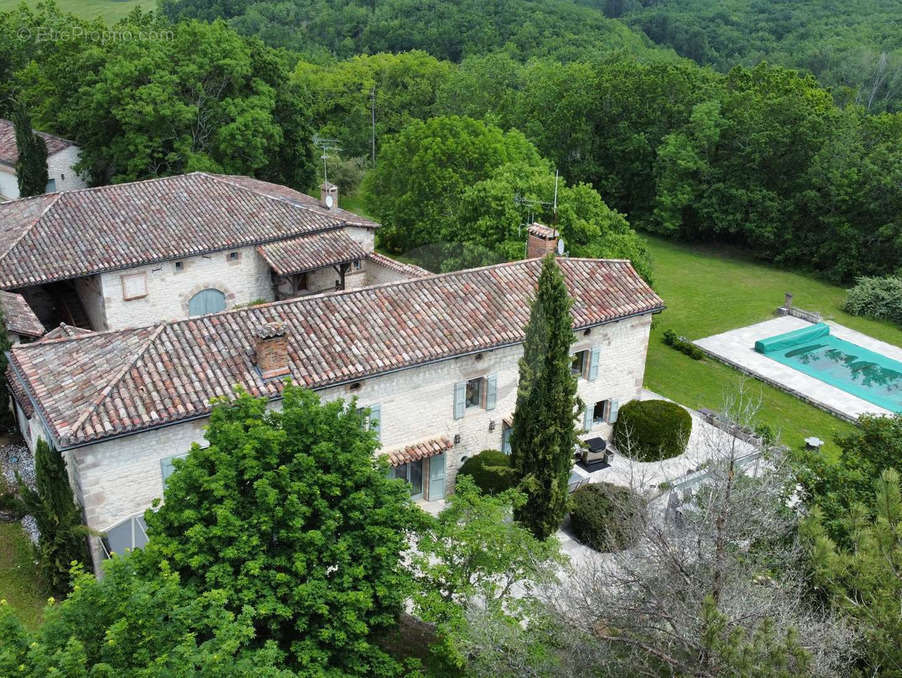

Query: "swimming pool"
left=755, top=323, right=902, bottom=413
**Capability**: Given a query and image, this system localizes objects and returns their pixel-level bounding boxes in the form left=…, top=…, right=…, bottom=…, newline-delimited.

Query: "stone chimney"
left=526, top=222, right=559, bottom=259
left=320, top=182, right=339, bottom=210
left=255, top=321, right=290, bottom=379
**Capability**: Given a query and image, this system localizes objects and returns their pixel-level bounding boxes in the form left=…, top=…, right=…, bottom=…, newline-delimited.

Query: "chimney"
left=526, top=222, right=559, bottom=259
left=320, top=182, right=339, bottom=210
left=255, top=321, right=290, bottom=379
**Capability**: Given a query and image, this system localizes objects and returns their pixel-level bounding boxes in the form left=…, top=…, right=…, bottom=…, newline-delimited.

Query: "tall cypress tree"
left=510, top=253, right=582, bottom=539
left=0, top=306, right=13, bottom=431
left=19, top=439, right=90, bottom=595
left=12, top=105, right=49, bottom=198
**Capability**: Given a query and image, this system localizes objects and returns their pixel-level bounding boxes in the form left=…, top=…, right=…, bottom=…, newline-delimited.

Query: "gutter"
left=38, top=304, right=665, bottom=452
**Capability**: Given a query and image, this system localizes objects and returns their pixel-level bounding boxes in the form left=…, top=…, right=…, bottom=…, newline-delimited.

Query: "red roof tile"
left=367, top=252, right=431, bottom=278
left=0, top=290, right=44, bottom=338
left=40, top=323, right=94, bottom=341
left=257, top=229, right=369, bottom=276
left=0, top=118, right=75, bottom=167
left=384, top=437, right=453, bottom=466
left=8, top=258, right=663, bottom=448
left=0, top=172, right=379, bottom=288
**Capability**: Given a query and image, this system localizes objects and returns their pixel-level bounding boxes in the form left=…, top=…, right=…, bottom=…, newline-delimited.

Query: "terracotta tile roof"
left=7, top=366, right=33, bottom=417
left=0, top=172, right=379, bottom=289
left=527, top=223, right=557, bottom=240
left=40, top=323, right=94, bottom=341
left=0, top=290, right=44, bottom=338
left=367, top=252, right=432, bottom=278
left=0, top=118, right=75, bottom=167
left=257, top=229, right=369, bottom=276
left=8, top=257, right=663, bottom=449
left=383, top=437, right=453, bottom=467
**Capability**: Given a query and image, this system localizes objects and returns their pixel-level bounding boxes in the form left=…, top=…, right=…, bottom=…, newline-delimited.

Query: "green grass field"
left=0, top=522, right=46, bottom=630
left=643, top=236, right=902, bottom=458
left=0, top=0, right=155, bottom=22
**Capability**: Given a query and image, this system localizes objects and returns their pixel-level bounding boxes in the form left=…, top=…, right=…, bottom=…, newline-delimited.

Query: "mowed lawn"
left=643, top=236, right=902, bottom=458
left=0, top=0, right=156, bottom=22
left=0, top=522, right=46, bottom=630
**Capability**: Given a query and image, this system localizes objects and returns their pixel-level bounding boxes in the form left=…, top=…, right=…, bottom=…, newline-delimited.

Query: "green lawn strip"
left=643, top=235, right=902, bottom=460
left=0, top=0, right=155, bottom=22
left=0, top=521, right=47, bottom=630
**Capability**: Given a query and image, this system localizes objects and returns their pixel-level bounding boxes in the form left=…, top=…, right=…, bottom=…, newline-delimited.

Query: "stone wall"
left=47, top=146, right=87, bottom=193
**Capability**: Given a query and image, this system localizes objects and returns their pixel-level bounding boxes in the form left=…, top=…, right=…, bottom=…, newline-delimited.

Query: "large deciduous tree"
left=18, top=439, right=90, bottom=596
left=12, top=104, right=48, bottom=197
left=509, top=254, right=581, bottom=539
left=140, top=385, right=421, bottom=675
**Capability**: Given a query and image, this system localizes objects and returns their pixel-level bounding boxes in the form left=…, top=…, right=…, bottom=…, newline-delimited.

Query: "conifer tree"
left=19, top=438, right=90, bottom=595
left=0, top=306, right=13, bottom=430
left=12, top=105, right=48, bottom=198
left=510, top=253, right=582, bottom=539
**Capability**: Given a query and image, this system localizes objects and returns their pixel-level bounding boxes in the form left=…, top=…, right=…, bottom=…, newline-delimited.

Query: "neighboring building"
left=0, top=118, right=87, bottom=200
left=7, top=257, right=664, bottom=571
left=0, top=173, right=426, bottom=332
left=0, top=290, right=44, bottom=344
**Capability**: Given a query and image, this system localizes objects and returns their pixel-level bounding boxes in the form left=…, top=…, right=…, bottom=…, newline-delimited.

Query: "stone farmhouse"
left=7, top=253, right=663, bottom=572
left=0, top=118, right=87, bottom=200
left=0, top=172, right=427, bottom=334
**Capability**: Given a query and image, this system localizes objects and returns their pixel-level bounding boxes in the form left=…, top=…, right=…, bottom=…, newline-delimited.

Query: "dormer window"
left=174, top=261, right=184, bottom=272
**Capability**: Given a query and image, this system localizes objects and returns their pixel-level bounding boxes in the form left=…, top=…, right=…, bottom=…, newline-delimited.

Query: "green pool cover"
left=754, top=322, right=902, bottom=412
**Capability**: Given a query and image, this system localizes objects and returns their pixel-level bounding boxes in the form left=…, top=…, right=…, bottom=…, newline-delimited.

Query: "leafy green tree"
left=140, top=385, right=421, bottom=675
left=805, top=468, right=902, bottom=677
left=509, top=254, right=581, bottom=539
left=0, top=557, right=294, bottom=677
left=0, top=306, right=14, bottom=431
left=12, top=104, right=48, bottom=197
left=18, top=439, right=90, bottom=596
left=362, top=115, right=544, bottom=259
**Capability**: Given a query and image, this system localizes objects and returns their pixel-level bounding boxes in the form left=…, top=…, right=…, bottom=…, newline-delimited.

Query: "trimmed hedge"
left=613, top=399, right=692, bottom=462
left=569, top=482, right=646, bottom=551
left=457, top=449, right=518, bottom=494
left=662, top=328, right=704, bottom=360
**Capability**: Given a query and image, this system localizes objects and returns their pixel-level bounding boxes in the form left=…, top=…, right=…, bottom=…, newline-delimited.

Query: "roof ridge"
left=0, top=192, right=61, bottom=261
left=66, top=323, right=167, bottom=438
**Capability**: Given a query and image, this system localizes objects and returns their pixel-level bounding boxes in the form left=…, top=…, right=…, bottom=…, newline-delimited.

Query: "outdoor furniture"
left=804, top=436, right=824, bottom=450
left=579, top=437, right=610, bottom=471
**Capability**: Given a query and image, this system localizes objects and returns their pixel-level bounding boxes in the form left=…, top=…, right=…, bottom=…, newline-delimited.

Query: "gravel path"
left=0, top=441, right=40, bottom=543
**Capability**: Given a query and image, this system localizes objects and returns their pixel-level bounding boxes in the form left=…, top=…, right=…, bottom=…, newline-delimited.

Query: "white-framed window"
left=121, top=272, right=148, bottom=300
left=571, top=350, right=588, bottom=376
left=356, top=404, right=381, bottom=442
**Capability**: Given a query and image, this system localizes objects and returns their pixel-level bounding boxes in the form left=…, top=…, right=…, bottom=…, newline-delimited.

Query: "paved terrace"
left=693, top=316, right=901, bottom=421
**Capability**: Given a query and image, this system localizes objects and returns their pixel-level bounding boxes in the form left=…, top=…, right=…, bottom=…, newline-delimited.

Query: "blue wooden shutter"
left=583, top=406, right=593, bottom=432
left=588, top=346, right=600, bottom=381
left=189, top=289, right=226, bottom=316
left=453, top=382, right=466, bottom=419
left=160, top=456, right=176, bottom=488
left=428, top=453, right=446, bottom=500
left=369, top=404, right=381, bottom=442
left=485, top=374, right=498, bottom=411
left=609, top=400, right=620, bottom=423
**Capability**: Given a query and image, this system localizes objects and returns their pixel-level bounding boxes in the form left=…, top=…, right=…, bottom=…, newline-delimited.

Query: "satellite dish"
left=556, top=238, right=565, bottom=255
left=325, top=194, right=334, bottom=209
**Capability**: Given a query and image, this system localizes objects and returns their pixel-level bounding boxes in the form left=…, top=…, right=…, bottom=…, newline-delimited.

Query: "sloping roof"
left=0, top=118, right=76, bottom=167
left=528, top=223, right=557, bottom=240
left=0, top=290, right=43, bottom=337
left=0, top=172, right=379, bottom=289
left=384, top=437, right=453, bottom=467
left=257, top=229, right=369, bottom=276
left=40, top=323, right=94, bottom=341
left=8, top=257, right=663, bottom=448
left=7, top=366, right=33, bottom=417
left=367, top=252, right=432, bottom=279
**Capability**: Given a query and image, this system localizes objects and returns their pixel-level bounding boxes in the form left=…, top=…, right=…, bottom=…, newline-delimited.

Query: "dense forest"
left=2, top=0, right=901, bottom=282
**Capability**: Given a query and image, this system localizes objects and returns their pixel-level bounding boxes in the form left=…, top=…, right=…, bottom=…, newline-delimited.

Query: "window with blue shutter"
left=453, top=382, right=466, bottom=419
left=160, top=454, right=187, bottom=490
left=188, top=289, right=226, bottom=317
left=609, top=400, right=620, bottom=423
left=428, top=453, right=446, bottom=500
left=485, top=374, right=498, bottom=411
left=583, top=406, right=593, bottom=432
left=368, top=404, right=381, bottom=442
left=588, top=346, right=600, bottom=381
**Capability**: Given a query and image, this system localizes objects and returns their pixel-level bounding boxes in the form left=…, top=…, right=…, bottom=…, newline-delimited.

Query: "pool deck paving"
left=693, top=316, right=901, bottom=421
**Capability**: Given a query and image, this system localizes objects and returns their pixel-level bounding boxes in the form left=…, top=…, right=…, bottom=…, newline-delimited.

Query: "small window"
left=227, top=251, right=240, bottom=262
left=571, top=350, right=588, bottom=377
left=45, top=178, right=56, bottom=192
left=298, top=272, right=308, bottom=290
left=593, top=400, right=609, bottom=424
left=349, top=381, right=362, bottom=392
left=61, top=173, right=65, bottom=180
left=121, top=272, right=148, bottom=300
left=174, top=261, right=184, bottom=272
left=352, top=259, right=362, bottom=271
left=466, top=377, right=483, bottom=408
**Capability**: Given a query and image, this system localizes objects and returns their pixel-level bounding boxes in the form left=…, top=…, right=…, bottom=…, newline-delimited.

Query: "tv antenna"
left=513, top=169, right=560, bottom=235
left=313, top=134, right=341, bottom=185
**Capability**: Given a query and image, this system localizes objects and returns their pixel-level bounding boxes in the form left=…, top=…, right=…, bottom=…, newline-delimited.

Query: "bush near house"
left=457, top=450, right=518, bottom=494
left=613, top=399, right=692, bottom=462
left=662, top=328, right=704, bottom=360
left=843, top=276, right=902, bottom=326
left=569, top=482, right=646, bottom=551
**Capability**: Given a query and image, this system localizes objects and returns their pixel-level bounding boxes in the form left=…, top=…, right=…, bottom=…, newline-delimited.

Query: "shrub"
left=843, top=276, right=902, bottom=325
left=569, top=482, right=646, bottom=551
left=613, top=399, right=692, bottom=462
left=662, top=328, right=704, bottom=360
left=457, top=449, right=518, bottom=494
